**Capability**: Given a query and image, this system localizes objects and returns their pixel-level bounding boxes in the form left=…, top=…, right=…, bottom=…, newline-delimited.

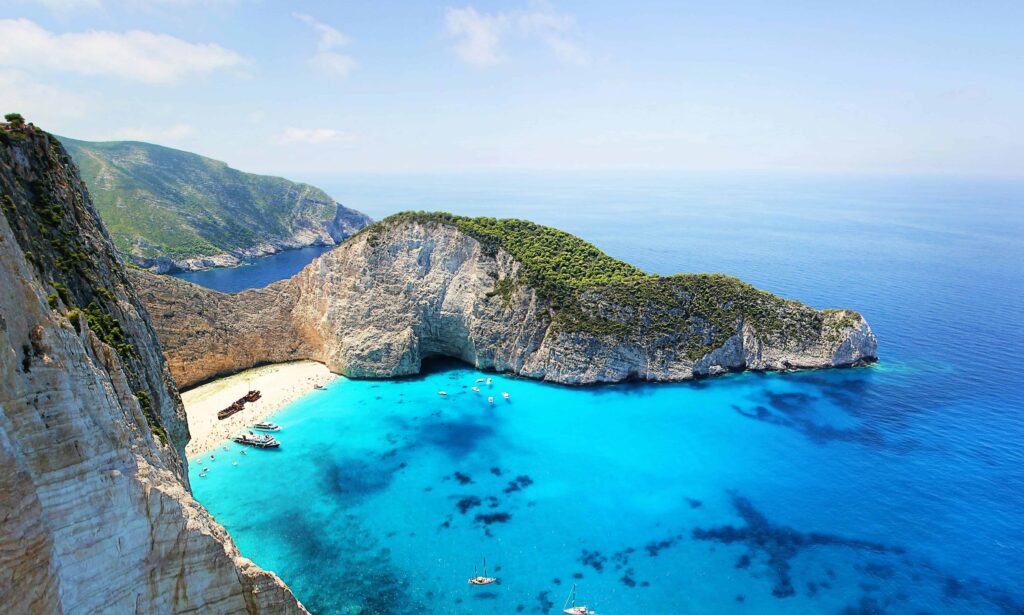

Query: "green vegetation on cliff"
left=1, top=122, right=169, bottom=442
left=365, top=212, right=862, bottom=360
left=59, top=137, right=370, bottom=263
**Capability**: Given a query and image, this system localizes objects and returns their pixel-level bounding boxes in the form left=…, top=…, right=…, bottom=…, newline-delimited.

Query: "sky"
left=0, top=0, right=1022, bottom=177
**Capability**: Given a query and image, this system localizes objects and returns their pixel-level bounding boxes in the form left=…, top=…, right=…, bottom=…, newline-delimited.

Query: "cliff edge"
left=0, top=118, right=307, bottom=613
left=135, top=212, right=876, bottom=389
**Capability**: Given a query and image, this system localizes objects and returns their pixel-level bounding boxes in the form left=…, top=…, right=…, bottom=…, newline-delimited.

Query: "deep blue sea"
left=187, top=173, right=1024, bottom=614
left=171, top=245, right=335, bottom=293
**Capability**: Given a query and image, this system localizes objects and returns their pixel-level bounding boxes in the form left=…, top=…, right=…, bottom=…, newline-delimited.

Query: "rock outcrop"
left=0, top=120, right=307, bottom=613
left=134, top=213, right=877, bottom=389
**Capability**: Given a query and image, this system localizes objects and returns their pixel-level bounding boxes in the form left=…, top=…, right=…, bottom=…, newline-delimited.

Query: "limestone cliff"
left=0, top=119, right=307, bottom=614
left=134, top=213, right=876, bottom=389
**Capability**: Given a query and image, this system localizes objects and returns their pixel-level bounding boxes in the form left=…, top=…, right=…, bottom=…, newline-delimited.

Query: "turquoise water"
left=188, top=174, right=1024, bottom=613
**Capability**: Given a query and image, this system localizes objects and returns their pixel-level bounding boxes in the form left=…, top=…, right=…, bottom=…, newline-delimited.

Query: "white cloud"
left=112, top=123, right=196, bottom=142
left=445, top=7, right=509, bottom=66
left=293, top=13, right=357, bottom=78
left=276, top=127, right=354, bottom=145
left=445, top=3, right=588, bottom=67
left=0, top=19, right=247, bottom=84
left=312, top=52, right=357, bottom=78
left=0, top=69, right=94, bottom=123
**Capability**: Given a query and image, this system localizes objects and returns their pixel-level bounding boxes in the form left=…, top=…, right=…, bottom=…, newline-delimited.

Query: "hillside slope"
left=134, top=212, right=877, bottom=388
left=60, top=137, right=371, bottom=272
left=1, top=119, right=306, bottom=613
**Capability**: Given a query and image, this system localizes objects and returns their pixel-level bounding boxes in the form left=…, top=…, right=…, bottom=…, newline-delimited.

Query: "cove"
left=171, top=245, right=335, bottom=294
left=190, top=360, right=1020, bottom=614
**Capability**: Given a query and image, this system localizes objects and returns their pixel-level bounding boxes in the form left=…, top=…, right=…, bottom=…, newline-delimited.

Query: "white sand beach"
left=181, top=360, right=338, bottom=457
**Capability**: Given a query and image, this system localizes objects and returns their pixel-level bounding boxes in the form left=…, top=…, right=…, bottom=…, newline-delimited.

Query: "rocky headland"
left=61, top=136, right=372, bottom=273
left=134, top=212, right=877, bottom=389
left=0, top=119, right=307, bottom=613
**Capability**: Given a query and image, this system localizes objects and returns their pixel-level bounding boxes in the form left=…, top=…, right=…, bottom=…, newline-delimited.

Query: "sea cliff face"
left=134, top=214, right=877, bottom=389
left=0, top=123, right=307, bottom=613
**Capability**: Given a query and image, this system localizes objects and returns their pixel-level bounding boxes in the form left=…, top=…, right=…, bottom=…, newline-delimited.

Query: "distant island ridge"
left=59, top=136, right=372, bottom=273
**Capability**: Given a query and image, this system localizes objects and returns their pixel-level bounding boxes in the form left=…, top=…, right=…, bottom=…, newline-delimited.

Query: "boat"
left=486, top=378, right=492, bottom=385
left=475, top=378, right=485, bottom=383
left=313, top=384, right=325, bottom=390
left=253, top=421, right=281, bottom=432
left=487, top=396, right=494, bottom=404
left=217, top=400, right=245, bottom=420
left=198, top=473, right=207, bottom=477
left=232, top=433, right=280, bottom=449
left=438, top=391, right=448, bottom=396
left=467, top=558, right=497, bottom=585
left=562, top=584, right=592, bottom=614
left=471, top=386, right=481, bottom=392
left=502, top=392, right=510, bottom=399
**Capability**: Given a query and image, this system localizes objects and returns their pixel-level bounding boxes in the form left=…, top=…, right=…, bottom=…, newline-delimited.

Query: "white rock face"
left=0, top=128, right=307, bottom=615
left=138, top=219, right=877, bottom=388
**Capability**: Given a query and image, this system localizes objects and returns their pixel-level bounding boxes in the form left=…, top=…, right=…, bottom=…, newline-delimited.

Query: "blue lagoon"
left=189, top=174, right=1024, bottom=614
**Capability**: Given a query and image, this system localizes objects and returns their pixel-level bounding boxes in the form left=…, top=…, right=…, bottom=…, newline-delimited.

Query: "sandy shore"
left=181, top=360, right=338, bottom=458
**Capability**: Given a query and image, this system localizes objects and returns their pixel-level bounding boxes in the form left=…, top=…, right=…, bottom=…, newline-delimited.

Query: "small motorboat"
left=487, top=396, right=494, bottom=404
left=313, top=384, right=325, bottom=390
left=486, top=378, right=492, bottom=385
left=438, top=391, right=448, bottom=396
left=232, top=462, right=238, bottom=466
left=467, top=559, right=497, bottom=586
left=232, top=433, right=280, bottom=449
left=475, top=378, right=485, bottom=383
left=502, top=392, right=510, bottom=399
left=253, top=421, right=281, bottom=432
left=198, top=473, right=207, bottom=478
left=471, top=386, right=481, bottom=392
left=562, top=584, right=592, bottom=614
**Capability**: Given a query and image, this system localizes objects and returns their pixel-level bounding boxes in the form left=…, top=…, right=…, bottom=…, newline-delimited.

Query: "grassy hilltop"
left=60, top=137, right=369, bottom=265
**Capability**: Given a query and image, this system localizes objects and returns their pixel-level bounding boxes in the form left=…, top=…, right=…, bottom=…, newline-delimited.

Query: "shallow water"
left=188, top=173, right=1024, bottom=614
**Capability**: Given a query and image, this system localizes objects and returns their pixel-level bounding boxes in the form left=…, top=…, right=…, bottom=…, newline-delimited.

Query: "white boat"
left=198, top=473, right=207, bottom=477
left=253, top=421, right=280, bottom=432
left=487, top=396, right=494, bottom=404
left=475, top=378, right=485, bottom=383
left=471, top=386, right=481, bottom=392
left=502, top=392, right=510, bottom=399
left=486, top=378, right=492, bottom=385
left=563, top=584, right=592, bottom=614
left=232, top=433, right=280, bottom=449
left=438, top=391, right=448, bottom=396
left=467, top=558, right=497, bottom=586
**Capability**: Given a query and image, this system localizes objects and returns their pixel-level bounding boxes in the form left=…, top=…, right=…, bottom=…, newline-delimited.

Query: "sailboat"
left=467, top=558, right=497, bottom=585
left=562, top=583, right=591, bottom=614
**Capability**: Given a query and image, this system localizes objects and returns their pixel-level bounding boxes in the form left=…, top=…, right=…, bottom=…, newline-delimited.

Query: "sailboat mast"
left=483, top=558, right=487, bottom=577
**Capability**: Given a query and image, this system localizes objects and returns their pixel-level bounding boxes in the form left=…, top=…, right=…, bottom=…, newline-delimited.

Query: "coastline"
left=181, top=360, right=338, bottom=457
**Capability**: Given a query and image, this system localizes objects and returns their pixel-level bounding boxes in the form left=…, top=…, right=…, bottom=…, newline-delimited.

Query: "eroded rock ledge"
left=134, top=213, right=876, bottom=389
left=0, top=122, right=307, bottom=613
